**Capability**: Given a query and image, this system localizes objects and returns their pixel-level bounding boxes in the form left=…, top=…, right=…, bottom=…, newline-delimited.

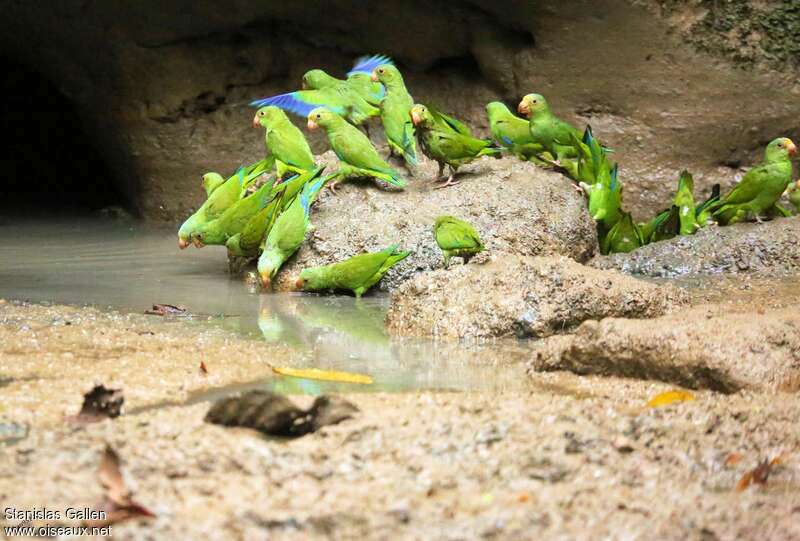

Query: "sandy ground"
left=1, top=297, right=799, bottom=540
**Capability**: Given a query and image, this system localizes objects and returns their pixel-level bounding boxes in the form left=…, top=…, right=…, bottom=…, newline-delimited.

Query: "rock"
left=529, top=307, right=800, bottom=393
left=593, top=217, right=800, bottom=278
left=205, top=390, right=357, bottom=437
left=385, top=255, right=687, bottom=339
left=268, top=154, right=597, bottom=293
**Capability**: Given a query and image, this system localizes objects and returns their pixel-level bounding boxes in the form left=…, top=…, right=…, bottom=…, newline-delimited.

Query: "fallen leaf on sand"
left=200, top=361, right=209, bottom=375
left=145, top=303, right=186, bottom=316
left=273, top=366, right=373, bottom=385
left=647, top=390, right=695, bottom=408
left=724, top=452, right=743, bottom=467
left=736, top=455, right=787, bottom=492
left=69, top=385, right=124, bottom=424
left=87, top=446, right=155, bottom=527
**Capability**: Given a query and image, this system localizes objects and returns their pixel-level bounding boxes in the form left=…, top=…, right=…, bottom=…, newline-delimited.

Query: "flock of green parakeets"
left=178, top=54, right=799, bottom=298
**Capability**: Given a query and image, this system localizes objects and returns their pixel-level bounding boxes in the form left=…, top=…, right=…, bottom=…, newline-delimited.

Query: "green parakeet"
left=257, top=172, right=333, bottom=288
left=191, top=176, right=278, bottom=247
left=410, top=103, right=502, bottom=188
left=346, top=55, right=392, bottom=106
left=178, top=159, right=270, bottom=249
left=307, top=107, right=406, bottom=192
left=253, top=106, right=315, bottom=178
left=674, top=170, right=699, bottom=235
left=295, top=245, right=411, bottom=298
left=486, top=101, right=544, bottom=161
left=434, top=215, right=485, bottom=267
left=694, top=184, right=721, bottom=226
left=371, top=64, right=418, bottom=166
left=710, top=137, right=797, bottom=225
left=602, top=211, right=645, bottom=254
left=202, top=172, right=226, bottom=197
left=787, top=180, right=800, bottom=214
left=226, top=166, right=326, bottom=257
left=517, top=93, right=582, bottom=162
left=641, top=181, right=720, bottom=243
left=585, top=163, right=622, bottom=232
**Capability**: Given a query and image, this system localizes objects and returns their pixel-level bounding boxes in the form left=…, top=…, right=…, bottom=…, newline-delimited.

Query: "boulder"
left=593, top=217, right=800, bottom=278
left=385, top=255, right=687, bottom=339
left=269, top=154, right=598, bottom=292
left=529, top=307, right=800, bottom=393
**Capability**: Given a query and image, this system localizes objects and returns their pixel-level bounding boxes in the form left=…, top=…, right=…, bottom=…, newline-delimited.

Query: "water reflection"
left=0, top=217, right=532, bottom=394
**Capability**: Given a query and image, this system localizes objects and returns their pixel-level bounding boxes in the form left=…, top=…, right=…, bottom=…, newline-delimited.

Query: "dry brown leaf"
left=200, top=361, right=209, bottom=375
left=724, top=452, right=743, bottom=467
left=735, top=455, right=786, bottom=492
left=144, top=303, right=186, bottom=316
left=87, top=446, right=155, bottom=527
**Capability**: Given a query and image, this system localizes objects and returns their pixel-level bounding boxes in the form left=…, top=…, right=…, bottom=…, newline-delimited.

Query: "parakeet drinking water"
left=371, top=64, right=418, bottom=166
left=178, top=159, right=270, bottom=249
left=307, top=107, right=406, bottom=192
left=434, top=216, right=485, bottom=267
left=602, top=211, right=645, bottom=254
left=517, top=93, right=582, bottom=162
left=253, top=106, right=315, bottom=178
left=585, top=163, right=622, bottom=232
left=710, top=137, right=797, bottom=225
left=295, top=245, right=411, bottom=298
left=486, top=101, right=544, bottom=161
left=257, top=171, right=332, bottom=289
left=410, top=104, right=502, bottom=188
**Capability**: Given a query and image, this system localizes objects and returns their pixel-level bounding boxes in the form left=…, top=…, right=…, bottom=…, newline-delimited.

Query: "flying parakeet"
left=517, top=93, right=582, bottom=162
left=226, top=166, right=326, bottom=257
left=295, top=245, right=411, bottom=298
left=710, top=137, right=797, bottom=225
left=371, top=64, right=418, bottom=166
left=601, top=211, right=645, bottom=254
left=410, top=104, right=502, bottom=188
left=190, top=175, right=278, bottom=247
left=346, top=55, right=392, bottom=106
left=486, top=101, right=544, bottom=161
left=178, top=159, right=270, bottom=249
left=434, top=215, right=485, bottom=267
left=253, top=106, right=315, bottom=178
left=257, top=172, right=333, bottom=288
left=307, top=107, right=406, bottom=192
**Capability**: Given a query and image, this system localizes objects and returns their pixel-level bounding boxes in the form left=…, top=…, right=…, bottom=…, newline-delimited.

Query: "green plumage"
left=710, top=138, right=796, bottom=225
left=254, top=106, right=315, bottom=178
left=191, top=176, right=278, bottom=247
left=257, top=171, right=331, bottom=287
left=411, top=104, right=502, bottom=186
left=178, top=159, right=270, bottom=248
left=297, top=245, right=411, bottom=298
left=486, top=101, right=543, bottom=161
left=788, top=180, right=800, bottom=214
left=434, top=216, right=485, bottom=267
left=308, top=107, right=406, bottom=189
left=586, top=163, right=622, bottom=232
left=518, top=93, right=582, bottom=161
left=602, top=212, right=645, bottom=254
left=372, top=65, right=417, bottom=165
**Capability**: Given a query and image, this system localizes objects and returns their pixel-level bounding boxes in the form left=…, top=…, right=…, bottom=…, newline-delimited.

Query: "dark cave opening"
left=0, top=55, right=126, bottom=215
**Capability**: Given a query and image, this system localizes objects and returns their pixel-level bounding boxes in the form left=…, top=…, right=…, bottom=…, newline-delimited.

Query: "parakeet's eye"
left=378, top=68, right=384, bottom=74
left=315, top=114, right=321, bottom=119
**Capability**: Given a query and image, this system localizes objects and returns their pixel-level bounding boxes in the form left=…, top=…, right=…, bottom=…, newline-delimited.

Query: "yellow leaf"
left=647, top=390, right=695, bottom=408
left=272, top=366, right=373, bottom=385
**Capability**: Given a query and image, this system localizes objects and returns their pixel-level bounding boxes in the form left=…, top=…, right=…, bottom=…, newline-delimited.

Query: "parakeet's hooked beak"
left=410, top=111, right=422, bottom=126
left=178, top=238, right=190, bottom=249
left=370, top=71, right=378, bottom=82
left=260, top=274, right=271, bottom=289
left=294, top=277, right=305, bottom=290
left=252, top=114, right=260, bottom=128
left=787, top=140, right=798, bottom=156
left=517, top=99, right=530, bottom=116
left=307, top=119, right=318, bottom=130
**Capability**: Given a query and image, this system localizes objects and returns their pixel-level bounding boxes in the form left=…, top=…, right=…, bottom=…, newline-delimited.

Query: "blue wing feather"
left=300, top=173, right=332, bottom=215
left=347, top=54, right=394, bottom=76
left=250, top=91, right=345, bottom=117
left=501, top=135, right=513, bottom=146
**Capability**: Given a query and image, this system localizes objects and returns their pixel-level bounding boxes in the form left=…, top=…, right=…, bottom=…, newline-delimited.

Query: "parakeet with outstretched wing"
left=307, top=107, right=406, bottom=192
left=295, top=245, right=411, bottom=298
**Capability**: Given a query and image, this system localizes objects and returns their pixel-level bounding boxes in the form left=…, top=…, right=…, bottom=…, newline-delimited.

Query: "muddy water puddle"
left=0, top=217, right=532, bottom=395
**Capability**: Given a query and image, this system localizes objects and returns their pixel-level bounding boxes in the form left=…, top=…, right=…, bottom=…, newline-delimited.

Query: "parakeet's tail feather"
left=372, top=168, right=407, bottom=188
left=347, top=54, right=394, bottom=76
left=300, top=170, right=333, bottom=214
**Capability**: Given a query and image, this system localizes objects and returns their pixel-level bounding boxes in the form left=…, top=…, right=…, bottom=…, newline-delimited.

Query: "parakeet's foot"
left=572, top=183, right=585, bottom=195
left=328, top=181, right=341, bottom=195
left=435, top=176, right=460, bottom=189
